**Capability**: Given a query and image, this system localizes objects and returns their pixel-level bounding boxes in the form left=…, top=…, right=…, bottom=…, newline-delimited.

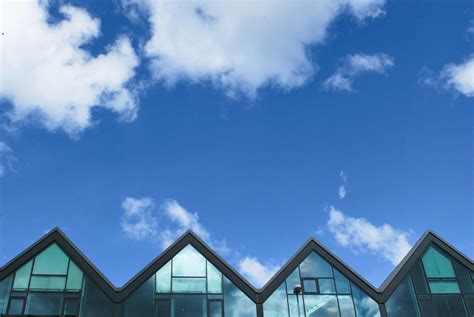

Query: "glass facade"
left=263, top=251, right=380, bottom=317
left=0, top=235, right=472, bottom=317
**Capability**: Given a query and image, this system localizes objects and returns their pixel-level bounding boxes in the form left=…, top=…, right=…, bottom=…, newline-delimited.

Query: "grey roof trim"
left=0, top=228, right=472, bottom=304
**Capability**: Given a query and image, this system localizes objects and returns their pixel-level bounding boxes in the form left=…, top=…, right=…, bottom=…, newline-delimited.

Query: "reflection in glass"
left=209, top=301, right=223, bottom=317
left=172, top=277, right=207, bottom=293
left=334, top=270, right=350, bottom=295
left=223, top=277, right=256, bottom=317
left=263, top=284, right=288, bottom=317
left=29, top=275, right=66, bottom=290
left=156, top=261, right=172, bottom=293
left=319, top=279, right=336, bottom=294
left=0, top=275, right=13, bottom=314
left=25, top=293, right=63, bottom=315
left=428, top=280, right=460, bottom=294
left=304, top=295, right=339, bottom=317
left=207, top=263, right=222, bottom=294
left=172, top=245, right=206, bottom=277
left=385, top=276, right=420, bottom=317
left=172, top=295, right=206, bottom=317
left=300, top=252, right=332, bottom=278
left=13, top=260, right=33, bottom=290
left=351, top=283, right=380, bottom=317
left=422, top=247, right=456, bottom=278
left=338, top=295, right=356, bottom=317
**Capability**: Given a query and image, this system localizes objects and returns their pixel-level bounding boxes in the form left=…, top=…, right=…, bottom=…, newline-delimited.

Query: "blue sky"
left=0, top=0, right=473, bottom=289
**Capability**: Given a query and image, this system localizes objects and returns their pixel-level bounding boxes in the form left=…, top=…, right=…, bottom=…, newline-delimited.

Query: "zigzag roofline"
left=0, top=227, right=472, bottom=304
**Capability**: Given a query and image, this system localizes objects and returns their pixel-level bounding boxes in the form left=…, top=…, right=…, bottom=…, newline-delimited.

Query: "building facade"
left=0, top=229, right=472, bottom=317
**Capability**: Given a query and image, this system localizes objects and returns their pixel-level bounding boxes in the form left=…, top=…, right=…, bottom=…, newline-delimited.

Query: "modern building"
left=0, top=228, right=472, bottom=317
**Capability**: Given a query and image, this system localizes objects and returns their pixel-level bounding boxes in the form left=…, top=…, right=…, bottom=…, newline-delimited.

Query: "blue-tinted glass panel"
left=351, top=283, right=380, bottom=317
left=418, top=299, right=435, bottom=317
left=304, top=295, right=339, bottom=317
left=465, top=297, right=474, bottom=317
left=209, top=301, right=223, bottom=317
left=300, top=252, right=332, bottom=278
left=422, top=247, right=455, bottom=278
left=385, top=276, right=420, bottom=317
left=432, top=295, right=467, bottom=317
left=172, top=277, right=206, bottom=293
left=25, top=293, right=62, bottom=315
left=0, top=275, right=13, bottom=314
left=29, top=276, right=66, bottom=290
left=207, top=262, right=222, bottom=294
left=172, top=295, right=206, bottom=317
left=156, top=261, right=172, bottom=293
left=319, top=279, right=336, bottom=294
left=338, top=295, right=356, bottom=317
left=288, top=295, right=304, bottom=317
left=66, top=261, right=83, bottom=290
left=334, top=269, right=350, bottom=294
left=303, top=279, right=317, bottom=293
left=80, top=277, right=114, bottom=317
left=32, top=244, right=69, bottom=275
left=8, top=298, right=24, bottom=315
left=122, top=276, right=155, bottom=317
left=223, top=277, right=256, bottom=317
left=13, top=260, right=33, bottom=290
left=156, top=300, right=171, bottom=316
left=453, top=261, right=474, bottom=294
left=286, top=268, right=301, bottom=294
left=63, top=298, right=80, bottom=316
left=428, top=281, right=460, bottom=294
left=263, top=284, right=288, bottom=317
left=410, top=260, right=429, bottom=295
left=172, top=245, right=206, bottom=277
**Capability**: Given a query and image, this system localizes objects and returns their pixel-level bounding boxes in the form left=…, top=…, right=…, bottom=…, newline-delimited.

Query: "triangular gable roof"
left=1, top=228, right=472, bottom=304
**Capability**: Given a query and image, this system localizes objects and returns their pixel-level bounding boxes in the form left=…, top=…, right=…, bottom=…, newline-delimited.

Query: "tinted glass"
left=172, top=295, right=206, bottom=317
left=385, top=276, right=420, bottom=317
left=156, top=261, right=172, bottom=293
left=0, top=275, right=13, bottom=314
left=338, top=295, right=356, bottom=317
left=209, top=301, right=223, bottom=317
left=66, top=261, right=84, bottom=290
left=319, top=279, right=336, bottom=294
left=418, top=299, right=435, bottom=317
left=410, top=260, right=429, bottom=295
left=351, top=283, right=380, bottom=317
left=223, top=277, right=256, bottom=317
left=172, top=245, right=206, bottom=277
left=304, top=295, right=338, bottom=317
left=286, top=268, right=301, bottom=295
left=172, top=277, right=206, bottom=293
left=263, top=284, right=288, bottom=317
left=8, top=298, right=24, bottom=315
left=63, top=298, right=80, bottom=316
left=432, top=295, right=467, bottom=317
left=32, top=244, right=69, bottom=275
left=156, top=299, right=171, bottom=316
left=13, top=260, right=33, bottom=290
left=287, top=295, right=304, bottom=317
left=300, top=252, right=332, bottom=278
left=334, top=269, right=350, bottom=294
left=303, top=279, right=317, bottom=293
left=29, top=275, right=66, bottom=290
left=80, top=277, right=115, bottom=317
left=25, top=293, right=62, bottom=315
left=428, top=281, right=460, bottom=294
left=453, top=261, right=474, bottom=294
left=465, top=297, right=474, bottom=316
left=207, top=263, right=222, bottom=294
left=422, top=247, right=455, bottom=278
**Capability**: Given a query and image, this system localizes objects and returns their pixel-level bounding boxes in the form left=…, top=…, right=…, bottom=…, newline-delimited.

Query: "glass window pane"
left=66, top=261, right=83, bottom=290
left=80, top=277, right=115, bottom=317
left=418, top=299, right=435, bottom=317
left=432, top=295, right=468, bottom=317
left=351, top=283, right=380, bottom=317
left=300, top=252, right=333, bottom=278
left=303, top=279, right=317, bottom=293
left=25, top=293, right=63, bottom=315
left=319, top=279, right=336, bottom=294
left=172, top=295, right=206, bottom=317
left=156, top=299, right=171, bottom=316
left=410, top=260, right=429, bottom=295
left=30, top=276, right=66, bottom=290
left=13, top=260, right=33, bottom=290
left=286, top=268, right=301, bottom=294
left=385, top=276, right=420, bottom=317
left=422, top=246, right=455, bottom=278
left=453, top=261, right=474, bottom=294
left=428, top=281, right=460, bottom=294
left=156, top=261, right=172, bottom=293
left=465, top=297, right=474, bottom=317
left=263, top=284, right=288, bottom=317
left=209, top=301, right=223, bottom=317
left=33, top=244, right=69, bottom=275
left=304, top=295, right=339, bottom=317
left=338, top=295, right=356, bottom=317
left=0, top=275, right=13, bottom=314
left=223, top=277, right=256, bottom=317
left=8, top=298, right=24, bottom=315
left=172, top=245, right=206, bottom=277
left=64, top=298, right=80, bottom=316
left=207, top=262, right=222, bottom=294
left=334, top=269, right=350, bottom=294
left=172, top=277, right=206, bottom=293
left=288, top=295, right=304, bottom=317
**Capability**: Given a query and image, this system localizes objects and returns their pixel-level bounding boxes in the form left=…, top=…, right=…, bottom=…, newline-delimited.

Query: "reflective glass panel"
left=418, top=299, right=435, bottom=317
left=351, top=283, right=380, bottom=317
left=66, top=261, right=83, bottom=290
left=300, top=252, right=333, bottom=278
left=156, top=261, right=172, bottom=293
left=288, top=295, right=304, bottom=317
left=172, top=295, right=206, bottom=317
left=453, top=261, right=474, bottom=294
left=0, top=275, right=13, bottom=314
left=25, top=293, right=63, bottom=315
left=410, top=260, right=429, bottom=295
left=156, top=300, right=171, bottom=316
left=428, top=281, right=461, bottom=294
left=432, top=295, right=467, bottom=317
left=209, top=301, right=223, bottom=317
left=32, top=244, right=69, bottom=275
left=29, top=276, right=66, bottom=290
left=465, top=298, right=474, bottom=317
left=263, top=284, right=288, bottom=317
left=13, top=260, right=33, bottom=290
left=80, top=277, right=115, bottom=317
left=223, top=277, right=256, bottom=317
left=207, top=262, right=222, bottom=294
left=422, top=246, right=455, bottom=278
left=172, top=245, right=206, bottom=277
left=319, top=279, right=336, bottom=294
left=8, top=298, right=24, bottom=315
left=338, top=295, right=356, bottom=317
left=304, top=295, right=339, bottom=317
left=63, top=298, right=80, bottom=316
left=172, top=277, right=206, bottom=293
left=334, top=269, right=350, bottom=294
left=385, top=276, right=420, bottom=317
left=303, top=279, right=317, bottom=293
left=286, top=268, right=301, bottom=294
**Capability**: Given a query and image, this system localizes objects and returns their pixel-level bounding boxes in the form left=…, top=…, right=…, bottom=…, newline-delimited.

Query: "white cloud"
left=0, top=142, right=15, bottom=177
left=339, top=170, right=347, bottom=183
left=0, top=0, right=138, bottom=136
left=324, top=53, right=394, bottom=92
left=121, top=197, right=158, bottom=240
left=442, top=56, right=474, bottom=97
left=238, top=257, right=280, bottom=288
left=139, top=0, right=386, bottom=97
left=338, top=185, right=347, bottom=199
left=327, top=206, right=412, bottom=265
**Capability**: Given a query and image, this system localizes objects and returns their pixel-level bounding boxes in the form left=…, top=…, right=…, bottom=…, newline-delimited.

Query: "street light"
left=293, top=284, right=302, bottom=316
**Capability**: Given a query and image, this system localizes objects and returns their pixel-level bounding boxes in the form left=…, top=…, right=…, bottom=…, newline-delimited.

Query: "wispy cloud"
left=0, top=142, right=15, bottom=177
left=121, top=197, right=158, bottom=240
left=238, top=257, right=280, bottom=288
left=338, top=170, right=348, bottom=199
left=324, top=53, right=394, bottom=92
left=326, top=206, right=412, bottom=265
left=132, top=0, right=386, bottom=98
left=1, top=1, right=138, bottom=137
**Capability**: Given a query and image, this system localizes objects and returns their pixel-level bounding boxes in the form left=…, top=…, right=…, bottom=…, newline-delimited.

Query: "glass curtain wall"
left=122, top=244, right=256, bottom=317
left=386, top=244, right=474, bottom=317
left=263, top=251, right=380, bottom=317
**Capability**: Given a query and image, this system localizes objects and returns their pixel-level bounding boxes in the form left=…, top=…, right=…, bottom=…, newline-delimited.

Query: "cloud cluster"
left=141, top=0, right=386, bottom=97
left=324, top=53, right=394, bottom=92
left=0, top=0, right=138, bottom=136
left=327, top=206, right=412, bottom=265
left=238, top=257, right=280, bottom=288
left=0, top=142, right=15, bottom=177
left=121, top=197, right=158, bottom=240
